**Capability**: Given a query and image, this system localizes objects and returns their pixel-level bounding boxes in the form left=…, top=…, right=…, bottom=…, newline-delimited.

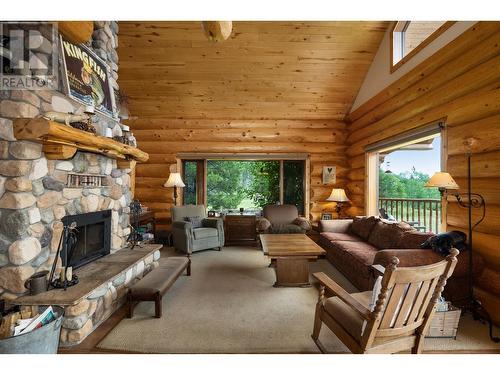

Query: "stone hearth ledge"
left=16, top=244, right=162, bottom=346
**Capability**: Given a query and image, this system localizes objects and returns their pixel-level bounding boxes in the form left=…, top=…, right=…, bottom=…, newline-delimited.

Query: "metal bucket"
left=0, top=305, right=64, bottom=354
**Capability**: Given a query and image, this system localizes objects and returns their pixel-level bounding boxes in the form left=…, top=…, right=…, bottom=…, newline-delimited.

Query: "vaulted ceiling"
left=118, top=21, right=389, bottom=120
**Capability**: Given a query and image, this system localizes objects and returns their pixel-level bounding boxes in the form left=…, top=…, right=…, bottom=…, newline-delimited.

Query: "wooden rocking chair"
left=311, top=248, right=459, bottom=354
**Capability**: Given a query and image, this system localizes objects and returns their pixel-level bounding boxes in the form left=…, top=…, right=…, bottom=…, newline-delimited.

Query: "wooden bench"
left=127, top=256, right=191, bottom=318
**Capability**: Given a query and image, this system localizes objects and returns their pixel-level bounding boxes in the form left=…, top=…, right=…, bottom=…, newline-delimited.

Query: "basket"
left=426, top=305, right=461, bottom=339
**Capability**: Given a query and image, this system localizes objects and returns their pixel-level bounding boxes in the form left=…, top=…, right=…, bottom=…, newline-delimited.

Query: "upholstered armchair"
left=171, top=205, right=224, bottom=254
left=256, top=204, right=311, bottom=234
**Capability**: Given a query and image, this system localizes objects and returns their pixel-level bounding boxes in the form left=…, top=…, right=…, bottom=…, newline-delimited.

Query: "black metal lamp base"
left=463, top=297, right=500, bottom=343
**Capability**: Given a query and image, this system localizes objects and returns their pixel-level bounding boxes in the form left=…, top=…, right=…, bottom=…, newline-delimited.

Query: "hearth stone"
left=0, top=118, right=15, bottom=141
left=16, top=244, right=162, bottom=346
left=1, top=209, right=30, bottom=239
left=5, top=177, right=32, bottom=192
left=29, top=158, right=48, bottom=180
left=42, top=176, right=65, bottom=191
left=31, top=179, right=44, bottom=196
left=0, top=192, right=37, bottom=209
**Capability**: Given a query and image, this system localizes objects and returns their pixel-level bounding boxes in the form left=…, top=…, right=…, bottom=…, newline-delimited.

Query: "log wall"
left=345, top=22, right=500, bottom=324
left=126, top=119, right=348, bottom=229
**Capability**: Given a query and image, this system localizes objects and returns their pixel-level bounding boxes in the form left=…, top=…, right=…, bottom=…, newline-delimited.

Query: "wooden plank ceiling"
left=118, top=21, right=389, bottom=120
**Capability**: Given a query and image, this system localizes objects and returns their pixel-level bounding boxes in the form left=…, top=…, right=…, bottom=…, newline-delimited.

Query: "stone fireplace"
left=0, top=21, right=159, bottom=346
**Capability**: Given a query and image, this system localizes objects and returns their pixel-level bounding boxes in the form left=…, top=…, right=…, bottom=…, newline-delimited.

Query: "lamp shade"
left=164, top=172, right=185, bottom=188
left=326, top=188, right=350, bottom=202
left=425, top=172, right=459, bottom=190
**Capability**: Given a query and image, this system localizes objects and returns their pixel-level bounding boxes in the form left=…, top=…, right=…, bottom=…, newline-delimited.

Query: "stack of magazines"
left=13, top=306, right=56, bottom=336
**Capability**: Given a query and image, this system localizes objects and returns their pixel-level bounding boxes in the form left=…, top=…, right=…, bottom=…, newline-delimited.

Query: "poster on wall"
left=59, top=35, right=117, bottom=119
left=322, top=166, right=336, bottom=185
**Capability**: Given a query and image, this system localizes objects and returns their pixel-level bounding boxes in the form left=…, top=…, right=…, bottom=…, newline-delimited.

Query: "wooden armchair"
left=311, top=248, right=459, bottom=354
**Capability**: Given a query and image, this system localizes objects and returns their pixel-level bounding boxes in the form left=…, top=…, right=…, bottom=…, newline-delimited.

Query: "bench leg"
left=127, top=292, right=133, bottom=318
left=187, top=254, right=191, bottom=276
left=155, top=293, right=162, bottom=318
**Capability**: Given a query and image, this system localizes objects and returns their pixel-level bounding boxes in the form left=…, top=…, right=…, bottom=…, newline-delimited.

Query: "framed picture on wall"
left=322, top=166, right=336, bottom=184
left=59, top=35, right=117, bottom=119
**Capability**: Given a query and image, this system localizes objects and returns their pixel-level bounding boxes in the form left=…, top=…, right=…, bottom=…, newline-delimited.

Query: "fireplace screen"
left=62, top=210, right=112, bottom=269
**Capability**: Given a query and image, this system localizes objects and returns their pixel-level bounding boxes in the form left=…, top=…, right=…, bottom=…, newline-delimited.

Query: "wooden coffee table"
left=260, top=234, right=326, bottom=287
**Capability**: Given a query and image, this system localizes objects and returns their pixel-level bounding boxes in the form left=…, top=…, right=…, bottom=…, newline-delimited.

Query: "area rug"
left=98, top=246, right=500, bottom=353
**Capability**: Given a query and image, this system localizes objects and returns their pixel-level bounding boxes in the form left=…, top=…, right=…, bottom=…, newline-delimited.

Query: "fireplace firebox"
left=62, top=210, right=112, bottom=269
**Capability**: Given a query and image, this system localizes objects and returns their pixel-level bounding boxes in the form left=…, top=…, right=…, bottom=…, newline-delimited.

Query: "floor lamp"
left=426, top=159, right=499, bottom=342
left=164, top=172, right=185, bottom=206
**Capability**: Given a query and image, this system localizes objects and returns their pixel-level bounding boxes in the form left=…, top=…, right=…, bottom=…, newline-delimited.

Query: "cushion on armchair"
left=193, top=227, right=219, bottom=240
left=185, top=216, right=203, bottom=228
left=269, top=224, right=305, bottom=234
left=293, top=217, right=311, bottom=231
left=256, top=217, right=272, bottom=232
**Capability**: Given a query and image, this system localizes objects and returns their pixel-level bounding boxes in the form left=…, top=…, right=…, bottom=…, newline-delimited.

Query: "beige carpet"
left=98, top=246, right=500, bottom=353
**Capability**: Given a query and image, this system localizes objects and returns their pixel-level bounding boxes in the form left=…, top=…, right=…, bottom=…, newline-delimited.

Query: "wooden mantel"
left=13, top=118, right=149, bottom=163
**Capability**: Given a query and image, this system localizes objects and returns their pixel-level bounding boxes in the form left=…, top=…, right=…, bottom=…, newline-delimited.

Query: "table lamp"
left=164, top=172, right=185, bottom=206
left=326, top=188, right=350, bottom=217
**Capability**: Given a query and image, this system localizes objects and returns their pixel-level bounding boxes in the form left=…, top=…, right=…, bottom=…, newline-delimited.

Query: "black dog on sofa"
left=421, top=231, right=467, bottom=255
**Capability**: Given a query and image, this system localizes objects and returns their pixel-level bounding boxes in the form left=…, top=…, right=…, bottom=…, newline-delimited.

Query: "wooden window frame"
left=390, top=21, right=456, bottom=73
left=177, top=153, right=310, bottom=218
left=365, top=120, right=447, bottom=232
left=180, top=159, right=206, bottom=206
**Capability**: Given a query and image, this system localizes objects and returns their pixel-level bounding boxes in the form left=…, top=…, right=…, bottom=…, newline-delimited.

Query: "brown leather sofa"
left=318, top=216, right=484, bottom=305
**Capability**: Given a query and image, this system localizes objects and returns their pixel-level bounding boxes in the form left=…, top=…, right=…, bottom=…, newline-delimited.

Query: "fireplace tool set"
left=127, top=199, right=144, bottom=249
left=48, top=222, right=80, bottom=291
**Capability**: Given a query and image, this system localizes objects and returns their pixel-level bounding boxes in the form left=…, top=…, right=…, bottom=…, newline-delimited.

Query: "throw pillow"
left=350, top=216, right=379, bottom=240
left=367, top=220, right=405, bottom=249
left=185, top=216, right=203, bottom=228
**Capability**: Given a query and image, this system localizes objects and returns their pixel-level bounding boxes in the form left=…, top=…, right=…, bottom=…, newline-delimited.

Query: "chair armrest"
left=202, top=218, right=225, bottom=247
left=256, top=217, right=271, bottom=232
left=319, top=219, right=352, bottom=233
left=313, top=272, right=371, bottom=320
left=293, top=217, right=311, bottom=231
left=172, top=220, right=192, bottom=230
left=202, top=218, right=221, bottom=228
left=371, top=264, right=385, bottom=277
left=171, top=221, right=193, bottom=254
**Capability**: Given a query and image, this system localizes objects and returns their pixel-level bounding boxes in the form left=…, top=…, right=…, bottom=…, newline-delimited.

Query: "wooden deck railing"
left=379, top=198, right=441, bottom=234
